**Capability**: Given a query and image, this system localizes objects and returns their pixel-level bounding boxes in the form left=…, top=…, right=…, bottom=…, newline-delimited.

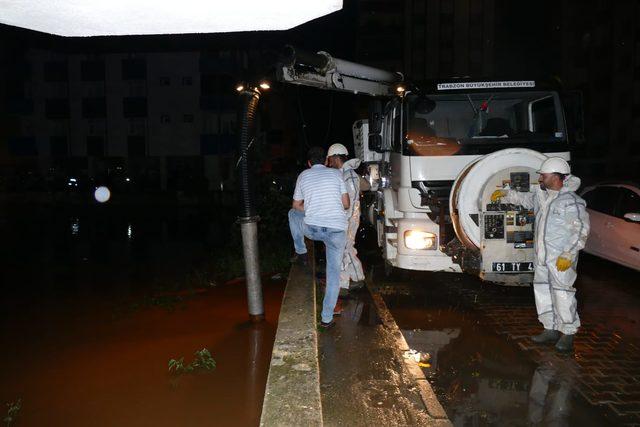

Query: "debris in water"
left=403, top=349, right=431, bottom=363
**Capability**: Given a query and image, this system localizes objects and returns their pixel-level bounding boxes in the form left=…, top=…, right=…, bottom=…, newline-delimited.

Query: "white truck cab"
left=278, top=48, right=576, bottom=285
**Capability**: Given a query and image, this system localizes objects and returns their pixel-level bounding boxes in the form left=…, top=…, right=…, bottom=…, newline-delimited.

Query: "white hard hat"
left=537, top=157, right=571, bottom=175
left=327, top=143, right=348, bottom=157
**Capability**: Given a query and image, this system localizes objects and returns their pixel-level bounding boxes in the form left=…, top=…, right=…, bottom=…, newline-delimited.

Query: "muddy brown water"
left=0, top=205, right=285, bottom=427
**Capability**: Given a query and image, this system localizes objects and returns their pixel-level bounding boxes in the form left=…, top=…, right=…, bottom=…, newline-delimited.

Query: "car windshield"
left=404, top=91, right=565, bottom=156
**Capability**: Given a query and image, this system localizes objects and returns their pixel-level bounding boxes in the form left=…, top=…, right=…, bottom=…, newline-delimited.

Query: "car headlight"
left=404, top=230, right=436, bottom=250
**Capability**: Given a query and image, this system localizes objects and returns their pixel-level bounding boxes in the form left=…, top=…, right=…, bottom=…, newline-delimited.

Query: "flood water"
left=0, top=204, right=285, bottom=426
left=375, top=259, right=636, bottom=426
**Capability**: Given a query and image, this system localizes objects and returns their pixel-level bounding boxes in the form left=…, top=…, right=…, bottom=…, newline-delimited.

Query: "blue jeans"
left=288, top=209, right=346, bottom=323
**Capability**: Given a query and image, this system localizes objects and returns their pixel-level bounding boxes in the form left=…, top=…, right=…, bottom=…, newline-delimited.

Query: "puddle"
left=378, top=270, right=615, bottom=426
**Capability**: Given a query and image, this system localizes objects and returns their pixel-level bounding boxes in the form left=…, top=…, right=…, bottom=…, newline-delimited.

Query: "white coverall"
left=340, top=158, right=365, bottom=289
left=502, top=175, right=590, bottom=335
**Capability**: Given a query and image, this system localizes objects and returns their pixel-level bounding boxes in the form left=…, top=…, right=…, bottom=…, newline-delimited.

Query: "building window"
left=128, top=118, right=146, bottom=134
left=200, top=74, right=234, bottom=95
left=183, top=114, right=194, bottom=123
left=88, top=121, right=106, bottom=135
left=50, top=136, right=68, bottom=157
left=122, top=58, right=147, bottom=80
left=81, top=60, right=105, bottom=81
left=160, top=77, right=171, bottom=86
left=7, top=97, right=34, bottom=115
left=201, top=134, right=235, bottom=155
left=127, top=135, right=146, bottom=157
left=160, top=114, right=171, bottom=123
left=86, top=136, right=104, bottom=156
left=82, top=97, right=107, bottom=119
left=123, top=97, right=147, bottom=118
left=221, top=117, right=236, bottom=134
left=8, top=137, right=37, bottom=156
left=45, top=98, right=70, bottom=119
left=43, top=61, right=68, bottom=82
left=182, top=76, right=193, bottom=86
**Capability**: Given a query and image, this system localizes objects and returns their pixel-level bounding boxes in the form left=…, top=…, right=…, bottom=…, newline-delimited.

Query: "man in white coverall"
left=326, top=143, right=366, bottom=293
left=492, top=157, right=590, bottom=353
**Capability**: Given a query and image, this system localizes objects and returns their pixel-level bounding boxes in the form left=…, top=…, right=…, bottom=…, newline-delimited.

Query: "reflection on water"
left=529, top=363, right=574, bottom=426
left=381, top=277, right=611, bottom=427
left=1, top=204, right=236, bottom=301
left=71, top=217, right=80, bottom=236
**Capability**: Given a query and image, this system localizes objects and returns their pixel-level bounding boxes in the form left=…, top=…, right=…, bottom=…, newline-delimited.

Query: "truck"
left=277, top=46, right=579, bottom=285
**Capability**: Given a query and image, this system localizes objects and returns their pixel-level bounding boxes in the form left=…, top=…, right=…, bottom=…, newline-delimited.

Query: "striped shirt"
left=293, top=164, right=348, bottom=230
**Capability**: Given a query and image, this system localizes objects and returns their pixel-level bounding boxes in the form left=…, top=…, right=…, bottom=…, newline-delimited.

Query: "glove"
left=490, top=189, right=507, bottom=203
left=556, top=253, right=573, bottom=272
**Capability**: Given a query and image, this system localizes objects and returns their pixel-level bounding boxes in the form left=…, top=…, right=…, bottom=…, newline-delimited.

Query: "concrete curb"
left=259, top=263, right=322, bottom=427
left=370, top=292, right=451, bottom=423
left=261, top=258, right=450, bottom=426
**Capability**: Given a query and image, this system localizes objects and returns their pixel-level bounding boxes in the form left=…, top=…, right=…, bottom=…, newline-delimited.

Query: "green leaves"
left=4, top=399, right=22, bottom=427
left=192, top=349, right=216, bottom=371
left=168, top=348, right=216, bottom=374
left=168, top=357, right=188, bottom=373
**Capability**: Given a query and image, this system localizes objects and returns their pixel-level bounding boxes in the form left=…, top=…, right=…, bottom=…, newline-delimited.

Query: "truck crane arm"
left=276, top=45, right=403, bottom=97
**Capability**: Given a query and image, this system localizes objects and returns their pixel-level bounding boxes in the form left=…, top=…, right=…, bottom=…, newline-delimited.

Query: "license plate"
left=491, top=262, right=534, bottom=272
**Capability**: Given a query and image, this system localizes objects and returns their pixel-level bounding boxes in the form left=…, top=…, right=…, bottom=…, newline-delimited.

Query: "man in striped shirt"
left=289, top=146, right=350, bottom=328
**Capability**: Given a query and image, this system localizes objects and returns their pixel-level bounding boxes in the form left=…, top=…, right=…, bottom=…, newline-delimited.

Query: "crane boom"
left=276, top=45, right=403, bottom=97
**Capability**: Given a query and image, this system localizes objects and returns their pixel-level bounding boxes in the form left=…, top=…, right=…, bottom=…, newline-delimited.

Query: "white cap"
left=327, top=143, right=348, bottom=157
left=537, top=157, right=571, bottom=175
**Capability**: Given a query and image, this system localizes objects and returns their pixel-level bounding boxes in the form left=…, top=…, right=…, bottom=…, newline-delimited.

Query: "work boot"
left=531, top=329, right=560, bottom=344
left=555, top=334, right=575, bottom=353
left=349, top=280, right=366, bottom=291
left=320, top=320, right=335, bottom=329
left=290, top=253, right=308, bottom=266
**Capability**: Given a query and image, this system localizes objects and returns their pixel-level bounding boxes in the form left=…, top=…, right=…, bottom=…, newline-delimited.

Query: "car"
left=579, top=183, right=640, bottom=271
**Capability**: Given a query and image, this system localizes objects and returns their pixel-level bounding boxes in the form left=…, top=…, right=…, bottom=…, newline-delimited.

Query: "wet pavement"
left=317, top=285, right=449, bottom=426
left=0, top=205, right=285, bottom=426
left=373, top=253, right=640, bottom=426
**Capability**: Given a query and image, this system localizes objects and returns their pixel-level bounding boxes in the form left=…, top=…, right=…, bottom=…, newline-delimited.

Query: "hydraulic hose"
left=237, top=88, right=264, bottom=321
left=238, top=89, right=260, bottom=219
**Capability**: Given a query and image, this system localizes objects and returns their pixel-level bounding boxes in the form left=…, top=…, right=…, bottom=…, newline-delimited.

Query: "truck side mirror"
left=368, top=100, right=383, bottom=152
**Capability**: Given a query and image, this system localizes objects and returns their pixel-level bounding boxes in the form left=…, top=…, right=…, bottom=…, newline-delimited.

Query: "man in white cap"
left=492, top=157, right=590, bottom=353
left=326, top=143, right=366, bottom=294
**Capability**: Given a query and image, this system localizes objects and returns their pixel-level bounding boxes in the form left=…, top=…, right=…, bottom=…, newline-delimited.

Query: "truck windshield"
left=404, top=91, right=566, bottom=156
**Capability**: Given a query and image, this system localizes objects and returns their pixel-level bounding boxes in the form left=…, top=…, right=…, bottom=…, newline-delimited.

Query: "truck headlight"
left=404, top=230, right=436, bottom=250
